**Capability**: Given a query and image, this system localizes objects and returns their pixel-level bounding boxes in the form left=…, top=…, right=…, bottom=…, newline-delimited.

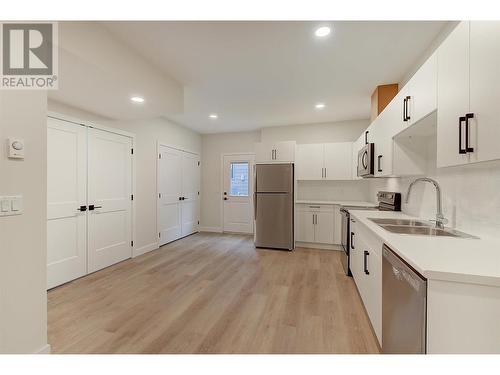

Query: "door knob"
left=223, top=197, right=228, bottom=201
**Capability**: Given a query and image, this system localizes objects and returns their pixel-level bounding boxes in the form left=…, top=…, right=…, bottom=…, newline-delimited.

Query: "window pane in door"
left=230, top=162, right=249, bottom=196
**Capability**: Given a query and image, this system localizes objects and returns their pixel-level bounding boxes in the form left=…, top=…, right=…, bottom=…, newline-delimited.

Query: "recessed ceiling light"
left=130, top=96, right=145, bottom=103
left=315, top=103, right=326, bottom=109
left=315, top=26, right=331, bottom=38
left=209, top=113, right=218, bottom=119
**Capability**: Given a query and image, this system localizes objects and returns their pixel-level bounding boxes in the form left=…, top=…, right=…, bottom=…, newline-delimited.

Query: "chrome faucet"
left=405, top=177, right=448, bottom=229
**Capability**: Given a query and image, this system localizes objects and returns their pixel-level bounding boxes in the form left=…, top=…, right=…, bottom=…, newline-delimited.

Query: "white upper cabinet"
left=437, top=21, right=470, bottom=168
left=372, top=110, right=394, bottom=177
left=437, top=21, right=500, bottom=168
left=296, top=142, right=352, bottom=180
left=406, top=52, right=438, bottom=126
left=255, top=141, right=296, bottom=163
left=324, top=142, right=353, bottom=180
left=295, top=143, right=324, bottom=180
left=469, top=21, right=500, bottom=164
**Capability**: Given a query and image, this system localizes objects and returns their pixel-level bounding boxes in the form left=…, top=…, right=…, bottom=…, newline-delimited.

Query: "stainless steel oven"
left=357, top=142, right=374, bottom=178
left=340, top=205, right=379, bottom=276
left=340, top=207, right=351, bottom=275
left=340, top=192, right=401, bottom=276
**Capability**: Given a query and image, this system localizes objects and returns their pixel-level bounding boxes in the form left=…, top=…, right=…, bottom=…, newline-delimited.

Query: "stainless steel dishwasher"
left=382, top=244, right=427, bottom=354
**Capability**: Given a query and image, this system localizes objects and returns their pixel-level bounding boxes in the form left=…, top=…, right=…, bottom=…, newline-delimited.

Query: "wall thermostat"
left=7, top=138, right=25, bottom=159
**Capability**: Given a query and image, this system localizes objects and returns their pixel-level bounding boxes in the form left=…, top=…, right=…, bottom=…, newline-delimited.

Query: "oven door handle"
left=350, top=232, right=354, bottom=249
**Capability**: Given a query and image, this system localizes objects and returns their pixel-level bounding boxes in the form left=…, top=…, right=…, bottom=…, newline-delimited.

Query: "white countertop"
left=295, top=200, right=378, bottom=207
left=350, top=210, right=500, bottom=287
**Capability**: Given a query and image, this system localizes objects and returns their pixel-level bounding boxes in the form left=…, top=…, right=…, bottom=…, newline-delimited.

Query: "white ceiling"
left=97, top=21, right=448, bottom=133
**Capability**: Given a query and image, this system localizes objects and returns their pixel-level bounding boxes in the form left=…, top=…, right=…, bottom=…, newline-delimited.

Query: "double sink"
left=369, top=218, right=477, bottom=239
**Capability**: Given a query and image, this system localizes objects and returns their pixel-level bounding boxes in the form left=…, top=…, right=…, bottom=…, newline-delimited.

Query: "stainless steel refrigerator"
left=254, top=163, right=294, bottom=250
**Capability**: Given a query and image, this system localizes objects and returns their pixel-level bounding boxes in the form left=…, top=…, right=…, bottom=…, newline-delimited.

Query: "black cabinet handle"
left=223, top=197, right=228, bottom=201
left=465, top=113, right=474, bottom=153
left=405, top=96, right=411, bottom=121
left=364, top=251, right=370, bottom=275
left=459, top=116, right=467, bottom=154
left=88, top=205, right=102, bottom=211
left=350, top=232, right=354, bottom=249
left=403, top=98, right=407, bottom=121
left=377, top=155, right=383, bottom=172
left=78, top=205, right=87, bottom=212
left=365, top=131, right=369, bottom=145
left=179, top=197, right=183, bottom=201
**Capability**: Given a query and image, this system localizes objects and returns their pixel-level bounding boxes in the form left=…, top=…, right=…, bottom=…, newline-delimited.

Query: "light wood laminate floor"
left=48, top=233, right=380, bottom=353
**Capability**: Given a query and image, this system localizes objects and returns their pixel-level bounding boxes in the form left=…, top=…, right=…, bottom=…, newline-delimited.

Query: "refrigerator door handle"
left=254, top=192, right=257, bottom=219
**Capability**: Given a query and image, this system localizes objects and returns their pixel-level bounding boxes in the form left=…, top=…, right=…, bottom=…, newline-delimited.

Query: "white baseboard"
left=133, top=242, right=159, bottom=257
left=296, top=242, right=342, bottom=251
left=35, top=344, right=51, bottom=354
left=199, top=226, right=223, bottom=233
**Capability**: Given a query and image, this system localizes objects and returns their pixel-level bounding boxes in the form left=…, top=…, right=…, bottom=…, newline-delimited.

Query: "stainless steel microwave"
left=357, top=143, right=375, bottom=177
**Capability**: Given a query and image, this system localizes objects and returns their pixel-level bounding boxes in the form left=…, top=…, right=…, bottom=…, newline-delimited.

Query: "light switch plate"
left=7, top=138, right=25, bottom=159
left=0, top=195, right=23, bottom=216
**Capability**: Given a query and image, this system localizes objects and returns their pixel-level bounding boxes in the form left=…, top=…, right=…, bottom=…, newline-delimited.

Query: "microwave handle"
left=365, top=131, right=369, bottom=145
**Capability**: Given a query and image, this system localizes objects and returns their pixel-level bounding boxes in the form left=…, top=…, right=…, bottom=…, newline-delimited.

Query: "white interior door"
left=87, top=128, right=132, bottom=273
left=181, top=152, right=200, bottom=236
left=222, top=154, right=255, bottom=234
left=47, top=118, right=87, bottom=289
left=158, top=145, right=183, bottom=245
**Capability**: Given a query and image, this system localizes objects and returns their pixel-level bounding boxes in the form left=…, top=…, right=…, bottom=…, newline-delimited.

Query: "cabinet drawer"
left=296, top=204, right=334, bottom=213
left=356, top=220, right=384, bottom=257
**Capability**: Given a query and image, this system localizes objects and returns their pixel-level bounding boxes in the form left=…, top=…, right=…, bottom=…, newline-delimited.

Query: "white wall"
left=48, top=100, right=201, bottom=254
left=297, top=180, right=370, bottom=201
left=0, top=91, right=48, bottom=353
left=260, top=120, right=368, bottom=144
left=200, top=131, right=261, bottom=231
left=113, top=118, right=201, bottom=252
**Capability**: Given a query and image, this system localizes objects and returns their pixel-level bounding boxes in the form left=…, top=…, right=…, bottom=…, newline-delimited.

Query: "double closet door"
left=157, top=144, right=200, bottom=246
left=47, top=117, right=133, bottom=289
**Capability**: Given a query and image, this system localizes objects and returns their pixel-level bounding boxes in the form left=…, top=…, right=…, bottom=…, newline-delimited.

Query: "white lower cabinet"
left=350, top=219, right=383, bottom=345
left=296, top=210, right=315, bottom=243
left=296, top=204, right=334, bottom=245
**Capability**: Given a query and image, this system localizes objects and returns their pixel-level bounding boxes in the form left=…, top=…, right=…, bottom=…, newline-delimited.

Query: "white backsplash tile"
left=298, top=180, right=371, bottom=202
left=368, top=159, right=500, bottom=239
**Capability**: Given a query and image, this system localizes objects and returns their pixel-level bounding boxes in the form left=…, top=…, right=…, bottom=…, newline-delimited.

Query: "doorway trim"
left=220, top=152, right=256, bottom=234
